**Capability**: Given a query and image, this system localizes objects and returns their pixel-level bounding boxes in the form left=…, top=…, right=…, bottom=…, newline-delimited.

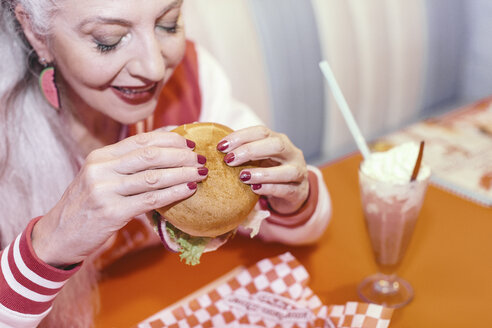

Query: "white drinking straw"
left=319, top=60, right=371, bottom=160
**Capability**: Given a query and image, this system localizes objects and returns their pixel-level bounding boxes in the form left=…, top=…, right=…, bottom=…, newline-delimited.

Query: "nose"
left=127, top=34, right=166, bottom=82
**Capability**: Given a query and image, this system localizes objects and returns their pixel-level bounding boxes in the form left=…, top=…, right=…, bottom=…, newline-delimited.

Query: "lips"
left=111, top=83, right=157, bottom=105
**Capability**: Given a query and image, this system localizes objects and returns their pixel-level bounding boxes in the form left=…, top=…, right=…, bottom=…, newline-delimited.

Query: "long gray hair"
left=1, top=1, right=99, bottom=327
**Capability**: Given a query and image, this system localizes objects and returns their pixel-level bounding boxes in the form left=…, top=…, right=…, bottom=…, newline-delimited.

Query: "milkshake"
left=357, top=142, right=430, bottom=307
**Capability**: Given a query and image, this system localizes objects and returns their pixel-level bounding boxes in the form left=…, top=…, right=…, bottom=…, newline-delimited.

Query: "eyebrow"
left=78, top=0, right=182, bottom=28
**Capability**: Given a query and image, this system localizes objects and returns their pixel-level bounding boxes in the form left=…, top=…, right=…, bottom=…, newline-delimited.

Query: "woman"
left=0, top=0, right=331, bottom=326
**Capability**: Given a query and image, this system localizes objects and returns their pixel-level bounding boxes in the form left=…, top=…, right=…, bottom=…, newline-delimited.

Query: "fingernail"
left=197, top=154, right=207, bottom=164
left=198, top=167, right=208, bottom=176
left=224, top=152, right=235, bottom=164
left=217, top=140, right=229, bottom=152
left=186, top=139, right=195, bottom=149
left=240, top=171, right=251, bottom=182
left=187, top=182, right=197, bottom=190
left=252, top=184, right=262, bottom=190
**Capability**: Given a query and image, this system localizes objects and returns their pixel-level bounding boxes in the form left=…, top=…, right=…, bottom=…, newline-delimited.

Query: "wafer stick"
left=410, top=141, right=425, bottom=182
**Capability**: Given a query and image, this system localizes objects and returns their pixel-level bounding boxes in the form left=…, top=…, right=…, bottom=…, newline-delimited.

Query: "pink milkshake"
left=359, top=168, right=429, bottom=271
left=358, top=142, right=430, bottom=307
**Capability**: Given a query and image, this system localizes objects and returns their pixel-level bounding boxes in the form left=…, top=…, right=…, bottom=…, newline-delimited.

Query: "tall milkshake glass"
left=357, top=143, right=430, bottom=308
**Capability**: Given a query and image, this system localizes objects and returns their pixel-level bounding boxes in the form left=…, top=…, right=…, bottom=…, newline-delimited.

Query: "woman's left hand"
left=217, top=125, right=309, bottom=214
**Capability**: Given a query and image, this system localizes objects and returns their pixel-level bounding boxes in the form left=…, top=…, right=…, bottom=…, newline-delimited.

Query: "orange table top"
left=95, top=153, right=492, bottom=327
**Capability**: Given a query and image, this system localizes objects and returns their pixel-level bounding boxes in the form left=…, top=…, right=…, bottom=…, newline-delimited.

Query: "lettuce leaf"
left=165, top=223, right=211, bottom=266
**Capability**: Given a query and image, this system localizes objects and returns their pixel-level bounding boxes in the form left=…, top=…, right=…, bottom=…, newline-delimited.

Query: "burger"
left=150, top=122, right=267, bottom=265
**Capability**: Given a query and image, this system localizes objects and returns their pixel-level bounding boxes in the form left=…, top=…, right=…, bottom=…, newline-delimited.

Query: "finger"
left=124, top=182, right=198, bottom=219
left=223, top=136, right=290, bottom=166
left=103, top=131, right=195, bottom=159
left=114, top=146, right=206, bottom=174
left=115, top=166, right=208, bottom=196
left=217, top=125, right=271, bottom=153
left=248, top=182, right=308, bottom=203
left=239, top=165, right=306, bottom=184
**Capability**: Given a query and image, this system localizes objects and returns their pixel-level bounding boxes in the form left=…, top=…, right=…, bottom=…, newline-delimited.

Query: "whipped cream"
left=361, top=142, right=431, bottom=183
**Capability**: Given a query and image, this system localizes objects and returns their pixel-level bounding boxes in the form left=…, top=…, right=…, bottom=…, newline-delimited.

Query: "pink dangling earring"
left=38, top=58, right=61, bottom=110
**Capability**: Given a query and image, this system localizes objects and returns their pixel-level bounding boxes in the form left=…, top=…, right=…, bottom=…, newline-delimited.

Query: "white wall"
left=181, top=0, right=490, bottom=163
left=182, top=1, right=272, bottom=126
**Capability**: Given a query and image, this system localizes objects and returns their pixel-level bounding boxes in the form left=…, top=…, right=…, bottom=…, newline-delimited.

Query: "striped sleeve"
left=254, top=165, right=332, bottom=245
left=262, top=170, right=320, bottom=228
left=0, top=217, right=80, bottom=327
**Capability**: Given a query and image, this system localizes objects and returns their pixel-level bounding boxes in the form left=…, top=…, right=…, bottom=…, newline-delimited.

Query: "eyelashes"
left=157, top=24, right=180, bottom=34
left=94, top=24, right=181, bottom=54
left=95, top=42, right=119, bottom=53
left=94, top=35, right=125, bottom=53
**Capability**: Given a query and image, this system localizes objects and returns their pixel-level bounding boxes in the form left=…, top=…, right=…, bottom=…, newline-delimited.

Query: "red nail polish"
left=240, top=171, right=251, bottom=182
left=224, top=152, right=235, bottom=164
left=187, top=182, right=197, bottom=190
left=186, top=139, right=195, bottom=149
left=217, top=140, right=229, bottom=152
left=252, top=184, right=262, bottom=190
left=198, top=167, right=208, bottom=176
left=197, top=154, right=206, bottom=164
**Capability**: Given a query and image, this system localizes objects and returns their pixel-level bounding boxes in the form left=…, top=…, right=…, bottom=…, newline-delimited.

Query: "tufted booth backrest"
left=183, top=0, right=492, bottom=164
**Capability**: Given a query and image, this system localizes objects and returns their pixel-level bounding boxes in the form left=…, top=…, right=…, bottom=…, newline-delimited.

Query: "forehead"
left=55, top=0, right=182, bottom=23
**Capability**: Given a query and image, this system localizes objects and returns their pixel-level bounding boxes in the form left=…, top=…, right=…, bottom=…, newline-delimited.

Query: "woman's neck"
left=61, top=92, right=123, bottom=157
left=68, top=111, right=123, bottom=156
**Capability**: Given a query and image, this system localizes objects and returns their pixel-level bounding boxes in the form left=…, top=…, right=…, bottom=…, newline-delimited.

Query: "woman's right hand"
left=31, top=130, right=207, bottom=268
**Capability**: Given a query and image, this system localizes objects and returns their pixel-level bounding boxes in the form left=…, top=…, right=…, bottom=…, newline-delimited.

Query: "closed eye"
left=95, top=40, right=120, bottom=53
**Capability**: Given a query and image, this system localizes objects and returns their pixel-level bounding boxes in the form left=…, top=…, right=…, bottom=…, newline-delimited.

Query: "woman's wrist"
left=263, top=170, right=319, bottom=228
left=31, top=216, right=79, bottom=269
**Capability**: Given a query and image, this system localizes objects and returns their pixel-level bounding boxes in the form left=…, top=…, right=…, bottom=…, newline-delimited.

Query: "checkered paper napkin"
left=138, top=252, right=393, bottom=328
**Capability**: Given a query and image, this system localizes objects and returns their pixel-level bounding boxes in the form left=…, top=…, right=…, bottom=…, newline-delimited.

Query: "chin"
left=112, top=101, right=159, bottom=125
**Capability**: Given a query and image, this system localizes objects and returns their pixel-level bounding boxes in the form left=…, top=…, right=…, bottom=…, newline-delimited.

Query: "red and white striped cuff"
left=254, top=166, right=332, bottom=246
left=0, top=217, right=80, bottom=318
left=262, top=170, right=319, bottom=228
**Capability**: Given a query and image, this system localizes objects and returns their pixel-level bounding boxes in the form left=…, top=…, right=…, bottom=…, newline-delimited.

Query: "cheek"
left=163, top=34, right=187, bottom=71
left=54, top=41, right=122, bottom=88
left=66, top=61, right=118, bottom=88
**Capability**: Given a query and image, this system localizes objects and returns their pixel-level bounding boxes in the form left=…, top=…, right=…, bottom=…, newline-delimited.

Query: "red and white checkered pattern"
left=323, top=302, right=393, bottom=328
left=138, top=253, right=393, bottom=328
